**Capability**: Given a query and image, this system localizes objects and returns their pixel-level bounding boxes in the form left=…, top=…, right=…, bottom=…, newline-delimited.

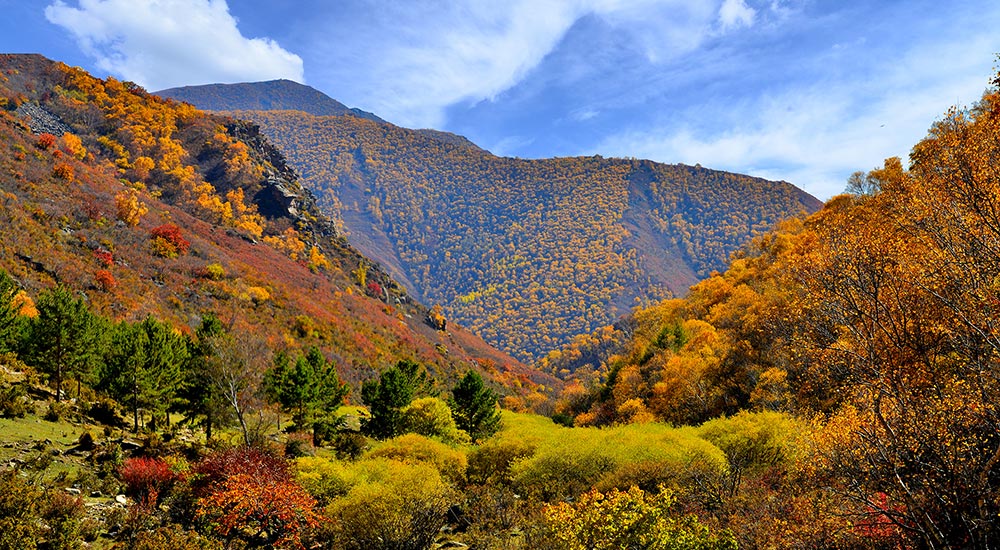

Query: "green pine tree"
left=449, top=370, right=502, bottom=442
left=28, top=286, right=101, bottom=402
left=264, top=346, right=349, bottom=444
left=98, top=317, right=188, bottom=431
left=0, top=270, right=23, bottom=354
left=361, top=359, right=428, bottom=439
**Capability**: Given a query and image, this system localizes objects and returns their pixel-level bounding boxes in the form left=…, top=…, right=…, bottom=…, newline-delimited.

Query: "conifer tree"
left=264, top=346, right=349, bottom=444
left=361, top=359, right=428, bottom=439
left=99, top=317, right=188, bottom=431
left=0, top=270, right=22, bottom=354
left=449, top=370, right=501, bottom=442
left=178, top=314, right=230, bottom=440
left=28, top=286, right=101, bottom=402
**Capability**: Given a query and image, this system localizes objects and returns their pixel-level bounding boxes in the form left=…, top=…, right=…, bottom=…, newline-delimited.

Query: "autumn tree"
left=193, top=447, right=318, bottom=549
left=449, top=370, right=501, bottom=442
left=201, top=327, right=270, bottom=447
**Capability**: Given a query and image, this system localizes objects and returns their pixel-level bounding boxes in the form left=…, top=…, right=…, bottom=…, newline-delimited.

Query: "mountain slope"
left=161, top=82, right=821, bottom=362
left=0, top=54, right=552, bottom=399
left=158, top=79, right=385, bottom=122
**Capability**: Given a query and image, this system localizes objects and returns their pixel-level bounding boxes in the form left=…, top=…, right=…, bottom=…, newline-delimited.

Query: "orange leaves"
left=60, top=132, right=86, bottom=160
left=193, top=447, right=318, bottom=549
left=52, top=162, right=74, bottom=181
left=149, top=223, right=190, bottom=258
left=196, top=474, right=319, bottom=550
left=94, top=269, right=116, bottom=291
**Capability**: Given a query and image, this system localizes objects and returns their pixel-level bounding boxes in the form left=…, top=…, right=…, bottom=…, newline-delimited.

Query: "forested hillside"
left=541, top=69, right=1000, bottom=548
left=159, top=97, right=819, bottom=361
left=0, top=54, right=550, bottom=398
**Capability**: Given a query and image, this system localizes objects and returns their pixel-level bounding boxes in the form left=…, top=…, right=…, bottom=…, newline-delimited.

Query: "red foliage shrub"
left=94, top=269, right=116, bottom=291
left=120, top=457, right=178, bottom=502
left=193, top=447, right=290, bottom=494
left=196, top=474, right=319, bottom=550
left=36, top=133, right=56, bottom=150
left=150, top=223, right=191, bottom=256
left=366, top=281, right=383, bottom=298
left=94, top=249, right=113, bottom=267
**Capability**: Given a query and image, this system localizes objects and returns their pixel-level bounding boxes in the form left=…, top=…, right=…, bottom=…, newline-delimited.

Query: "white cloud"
left=718, top=0, right=756, bottom=29
left=311, top=0, right=750, bottom=128
left=45, top=0, right=304, bottom=90
left=595, top=41, right=996, bottom=201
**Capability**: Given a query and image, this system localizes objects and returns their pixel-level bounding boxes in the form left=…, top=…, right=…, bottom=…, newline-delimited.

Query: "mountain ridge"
left=157, top=79, right=385, bottom=122
left=159, top=79, right=821, bottom=362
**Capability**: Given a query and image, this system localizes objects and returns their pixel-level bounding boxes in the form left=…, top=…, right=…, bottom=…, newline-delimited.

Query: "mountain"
left=157, top=79, right=385, bottom=122
left=160, top=82, right=821, bottom=363
left=0, top=54, right=554, bottom=400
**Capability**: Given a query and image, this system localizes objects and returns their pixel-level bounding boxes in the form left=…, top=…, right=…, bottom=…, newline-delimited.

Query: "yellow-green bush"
left=294, top=456, right=353, bottom=506
left=533, top=485, right=736, bottom=550
left=367, top=433, right=468, bottom=485
left=400, top=396, right=470, bottom=444
left=697, top=411, right=803, bottom=497
left=505, top=415, right=728, bottom=502
left=321, top=458, right=455, bottom=550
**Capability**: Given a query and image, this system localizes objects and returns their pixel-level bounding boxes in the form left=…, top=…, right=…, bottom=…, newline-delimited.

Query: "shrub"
left=94, top=249, right=113, bottom=267
left=0, top=469, right=43, bottom=550
left=203, top=263, right=226, bottom=280
left=533, top=485, right=737, bottom=550
left=84, top=395, right=124, bottom=426
left=284, top=432, right=314, bottom=458
left=52, top=163, right=74, bottom=181
left=119, top=457, right=178, bottom=503
left=294, top=456, right=352, bottom=506
left=44, top=401, right=71, bottom=422
left=36, top=133, right=57, bottom=150
left=192, top=447, right=290, bottom=495
left=331, top=432, right=369, bottom=460
left=126, top=524, right=223, bottom=550
left=467, top=438, right=536, bottom=486
left=196, top=473, right=319, bottom=549
left=94, top=269, right=116, bottom=291
left=400, top=396, right=469, bottom=444
left=150, top=224, right=190, bottom=258
left=115, top=189, right=147, bottom=227
left=367, top=433, right=468, bottom=485
left=0, top=382, right=30, bottom=418
left=322, top=458, right=455, bottom=550
left=41, top=491, right=85, bottom=550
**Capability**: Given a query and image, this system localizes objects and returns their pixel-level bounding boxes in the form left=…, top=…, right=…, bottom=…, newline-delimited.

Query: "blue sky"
left=2, top=0, right=999, bottom=200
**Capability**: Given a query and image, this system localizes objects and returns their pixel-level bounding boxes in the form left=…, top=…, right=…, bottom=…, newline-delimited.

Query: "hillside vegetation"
left=209, top=107, right=819, bottom=361
left=0, top=54, right=549, bottom=399
left=541, top=68, right=1000, bottom=549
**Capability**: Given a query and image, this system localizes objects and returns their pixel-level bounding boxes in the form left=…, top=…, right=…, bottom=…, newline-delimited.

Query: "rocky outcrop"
left=15, top=102, right=72, bottom=136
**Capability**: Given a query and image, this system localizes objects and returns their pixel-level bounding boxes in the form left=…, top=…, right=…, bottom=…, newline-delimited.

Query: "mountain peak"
left=156, top=79, right=385, bottom=122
